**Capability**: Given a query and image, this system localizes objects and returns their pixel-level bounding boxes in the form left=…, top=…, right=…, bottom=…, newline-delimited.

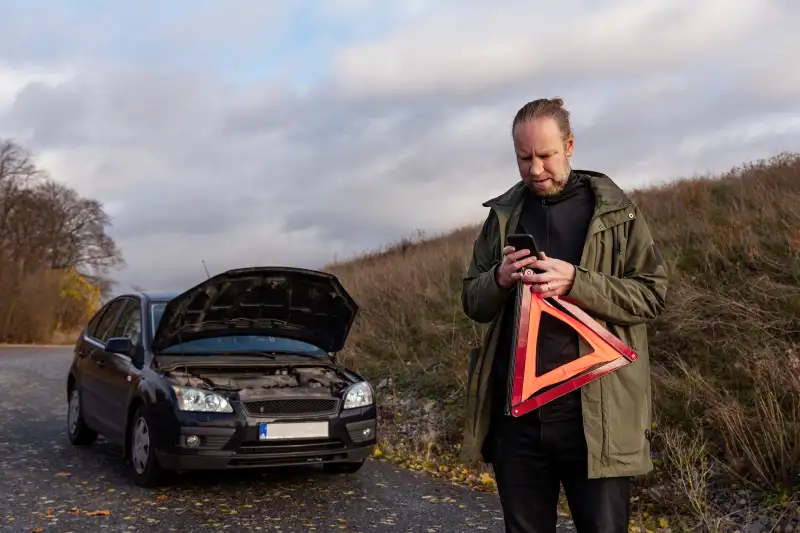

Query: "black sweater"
left=491, top=171, right=596, bottom=423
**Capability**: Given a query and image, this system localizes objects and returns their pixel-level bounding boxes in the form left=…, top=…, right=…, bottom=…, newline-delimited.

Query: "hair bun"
left=549, top=97, right=564, bottom=107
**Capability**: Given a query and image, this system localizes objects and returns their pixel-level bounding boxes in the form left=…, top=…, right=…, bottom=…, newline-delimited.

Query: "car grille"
left=238, top=438, right=345, bottom=456
left=230, top=438, right=347, bottom=466
left=201, top=435, right=233, bottom=449
left=242, top=398, right=340, bottom=418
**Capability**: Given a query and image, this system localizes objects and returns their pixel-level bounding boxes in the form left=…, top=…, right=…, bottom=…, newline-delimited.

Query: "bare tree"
left=0, top=138, right=125, bottom=341
left=0, top=141, right=46, bottom=262
left=34, top=180, right=124, bottom=273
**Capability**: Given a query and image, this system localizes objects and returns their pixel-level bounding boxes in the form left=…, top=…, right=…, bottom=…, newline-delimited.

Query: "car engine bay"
left=165, top=365, right=353, bottom=400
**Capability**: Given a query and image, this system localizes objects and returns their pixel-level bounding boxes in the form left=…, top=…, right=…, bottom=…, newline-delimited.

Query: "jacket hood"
left=151, top=266, right=359, bottom=354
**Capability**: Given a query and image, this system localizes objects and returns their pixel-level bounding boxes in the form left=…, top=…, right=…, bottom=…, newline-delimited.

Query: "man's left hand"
left=522, top=252, right=577, bottom=298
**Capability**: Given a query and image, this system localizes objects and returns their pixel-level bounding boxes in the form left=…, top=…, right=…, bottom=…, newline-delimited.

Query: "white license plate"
left=258, top=421, right=329, bottom=441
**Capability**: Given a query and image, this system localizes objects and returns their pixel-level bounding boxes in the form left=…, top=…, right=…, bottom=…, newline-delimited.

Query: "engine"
left=166, top=365, right=352, bottom=401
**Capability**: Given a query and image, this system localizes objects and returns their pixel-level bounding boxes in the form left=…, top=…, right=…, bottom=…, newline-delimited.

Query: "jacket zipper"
left=538, top=198, right=549, bottom=423
left=543, top=198, right=550, bottom=253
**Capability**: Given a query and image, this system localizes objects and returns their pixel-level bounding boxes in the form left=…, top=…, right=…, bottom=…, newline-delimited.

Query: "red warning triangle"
left=508, top=275, right=639, bottom=418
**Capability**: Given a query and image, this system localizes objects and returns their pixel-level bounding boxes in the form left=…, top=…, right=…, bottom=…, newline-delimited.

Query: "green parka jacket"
left=460, top=170, right=668, bottom=479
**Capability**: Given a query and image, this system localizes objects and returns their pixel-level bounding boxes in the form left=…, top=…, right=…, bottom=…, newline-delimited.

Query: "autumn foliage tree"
left=0, top=139, right=124, bottom=343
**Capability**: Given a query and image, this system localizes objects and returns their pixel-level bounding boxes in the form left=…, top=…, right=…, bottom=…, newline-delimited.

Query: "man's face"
left=512, top=118, right=574, bottom=197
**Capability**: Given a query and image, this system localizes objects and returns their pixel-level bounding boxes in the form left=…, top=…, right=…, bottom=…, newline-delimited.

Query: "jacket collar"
left=482, top=169, right=632, bottom=218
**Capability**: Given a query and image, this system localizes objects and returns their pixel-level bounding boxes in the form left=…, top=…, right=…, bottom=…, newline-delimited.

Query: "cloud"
left=0, top=64, right=75, bottom=112
left=0, top=0, right=799, bottom=294
left=330, top=0, right=773, bottom=99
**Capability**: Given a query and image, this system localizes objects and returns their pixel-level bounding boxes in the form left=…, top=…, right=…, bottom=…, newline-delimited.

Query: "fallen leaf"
left=54, top=472, right=71, bottom=477
left=85, top=510, right=110, bottom=517
left=479, top=472, right=495, bottom=487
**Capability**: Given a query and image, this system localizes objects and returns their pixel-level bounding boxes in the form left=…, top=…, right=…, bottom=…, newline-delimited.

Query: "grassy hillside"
left=326, top=153, right=800, bottom=529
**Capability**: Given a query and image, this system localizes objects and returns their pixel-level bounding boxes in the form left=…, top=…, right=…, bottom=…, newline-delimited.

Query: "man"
left=459, top=97, right=668, bottom=533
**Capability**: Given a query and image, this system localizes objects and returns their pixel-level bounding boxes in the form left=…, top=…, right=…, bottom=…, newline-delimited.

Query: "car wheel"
left=130, top=405, right=168, bottom=487
left=67, top=387, right=97, bottom=445
left=324, top=459, right=366, bottom=474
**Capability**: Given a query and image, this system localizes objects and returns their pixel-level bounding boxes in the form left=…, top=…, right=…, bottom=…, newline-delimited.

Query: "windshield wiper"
left=219, top=350, right=277, bottom=358
left=222, top=350, right=325, bottom=359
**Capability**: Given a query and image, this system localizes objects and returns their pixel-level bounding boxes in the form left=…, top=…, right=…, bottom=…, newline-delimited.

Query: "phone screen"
left=506, top=233, right=540, bottom=258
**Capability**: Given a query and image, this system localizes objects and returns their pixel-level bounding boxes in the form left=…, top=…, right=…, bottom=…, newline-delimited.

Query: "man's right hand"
left=495, top=246, right=540, bottom=289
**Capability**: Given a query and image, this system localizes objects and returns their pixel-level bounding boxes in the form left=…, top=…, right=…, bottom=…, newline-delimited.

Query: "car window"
left=159, top=335, right=328, bottom=356
left=109, top=299, right=142, bottom=344
left=86, top=303, right=113, bottom=338
left=150, top=302, right=167, bottom=337
left=146, top=301, right=327, bottom=357
left=92, top=299, right=127, bottom=343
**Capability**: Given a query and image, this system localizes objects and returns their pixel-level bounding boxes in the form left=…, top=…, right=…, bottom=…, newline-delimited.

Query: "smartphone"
left=506, top=233, right=544, bottom=276
left=506, top=233, right=542, bottom=260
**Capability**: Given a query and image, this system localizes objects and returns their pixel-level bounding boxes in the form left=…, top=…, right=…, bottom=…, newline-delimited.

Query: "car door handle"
left=94, top=358, right=105, bottom=367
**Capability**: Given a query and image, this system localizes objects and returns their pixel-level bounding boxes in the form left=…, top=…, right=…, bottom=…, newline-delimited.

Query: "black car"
left=65, top=266, right=377, bottom=487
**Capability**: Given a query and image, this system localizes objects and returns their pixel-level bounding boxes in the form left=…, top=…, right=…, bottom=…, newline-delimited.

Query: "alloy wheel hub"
left=132, top=417, right=150, bottom=475
left=68, top=390, right=80, bottom=434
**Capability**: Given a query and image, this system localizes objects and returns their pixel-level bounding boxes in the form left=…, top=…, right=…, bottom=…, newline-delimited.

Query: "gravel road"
left=0, top=346, right=519, bottom=533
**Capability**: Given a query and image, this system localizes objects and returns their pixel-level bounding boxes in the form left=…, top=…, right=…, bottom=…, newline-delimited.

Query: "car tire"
left=67, top=387, right=98, bottom=446
left=130, top=405, right=169, bottom=488
left=324, top=459, right=366, bottom=474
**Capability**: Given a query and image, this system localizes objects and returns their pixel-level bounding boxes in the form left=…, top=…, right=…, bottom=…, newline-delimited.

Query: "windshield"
left=148, top=302, right=327, bottom=356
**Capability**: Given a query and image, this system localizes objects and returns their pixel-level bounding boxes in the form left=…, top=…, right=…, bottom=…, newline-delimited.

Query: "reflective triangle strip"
left=510, top=280, right=638, bottom=418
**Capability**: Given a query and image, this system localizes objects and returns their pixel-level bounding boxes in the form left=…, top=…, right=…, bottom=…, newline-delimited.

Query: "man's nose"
left=530, top=157, right=544, bottom=176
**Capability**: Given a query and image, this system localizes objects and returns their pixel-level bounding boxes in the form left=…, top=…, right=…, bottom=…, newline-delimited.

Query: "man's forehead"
left=513, top=121, right=563, bottom=151
left=514, top=117, right=561, bottom=137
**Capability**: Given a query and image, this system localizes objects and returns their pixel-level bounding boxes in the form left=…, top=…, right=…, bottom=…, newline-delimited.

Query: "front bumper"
left=152, top=403, right=378, bottom=472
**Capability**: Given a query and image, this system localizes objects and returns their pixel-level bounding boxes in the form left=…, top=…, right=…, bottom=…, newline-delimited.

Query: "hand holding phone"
left=506, top=233, right=542, bottom=260
left=496, top=233, right=543, bottom=289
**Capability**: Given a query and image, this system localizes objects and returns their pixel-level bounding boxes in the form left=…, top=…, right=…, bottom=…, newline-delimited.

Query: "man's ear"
left=565, top=133, right=574, bottom=158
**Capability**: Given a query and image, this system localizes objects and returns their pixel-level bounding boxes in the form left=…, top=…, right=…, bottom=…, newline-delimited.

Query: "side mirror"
left=105, top=337, right=133, bottom=356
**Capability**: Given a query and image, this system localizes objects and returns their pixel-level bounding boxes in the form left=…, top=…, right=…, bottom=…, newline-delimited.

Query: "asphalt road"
left=0, top=346, right=530, bottom=533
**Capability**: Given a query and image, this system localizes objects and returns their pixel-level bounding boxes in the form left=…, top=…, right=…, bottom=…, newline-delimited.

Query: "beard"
left=526, top=169, right=571, bottom=197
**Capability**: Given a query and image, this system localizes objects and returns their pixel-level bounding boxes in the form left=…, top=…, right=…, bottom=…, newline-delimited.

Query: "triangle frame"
left=507, top=276, right=639, bottom=418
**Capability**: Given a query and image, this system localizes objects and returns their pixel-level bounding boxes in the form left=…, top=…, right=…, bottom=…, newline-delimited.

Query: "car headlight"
left=343, top=381, right=373, bottom=410
left=172, top=386, right=233, bottom=413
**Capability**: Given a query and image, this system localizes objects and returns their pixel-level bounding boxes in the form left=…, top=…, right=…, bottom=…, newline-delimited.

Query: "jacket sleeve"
left=461, top=211, right=513, bottom=324
left=565, top=204, right=668, bottom=326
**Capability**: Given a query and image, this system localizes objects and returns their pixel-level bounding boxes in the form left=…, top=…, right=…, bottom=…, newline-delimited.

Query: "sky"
left=1, top=0, right=799, bottom=293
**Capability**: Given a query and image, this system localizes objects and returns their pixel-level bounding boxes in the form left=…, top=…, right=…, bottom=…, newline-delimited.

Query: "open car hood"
left=151, top=266, right=359, bottom=354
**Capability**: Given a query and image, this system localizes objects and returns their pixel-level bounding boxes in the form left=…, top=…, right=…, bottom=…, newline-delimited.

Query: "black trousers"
left=486, top=413, right=631, bottom=533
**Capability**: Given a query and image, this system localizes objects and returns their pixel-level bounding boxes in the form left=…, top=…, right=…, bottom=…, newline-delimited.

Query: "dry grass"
left=0, top=260, right=99, bottom=344
left=0, top=261, right=65, bottom=343
left=330, top=226, right=487, bottom=401
left=326, top=153, right=800, bottom=516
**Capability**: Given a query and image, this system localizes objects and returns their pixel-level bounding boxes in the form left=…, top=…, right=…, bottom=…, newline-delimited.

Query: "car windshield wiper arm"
left=218, top=350, right=277, bottom=358
left=221, top=350, right=324, bottom=359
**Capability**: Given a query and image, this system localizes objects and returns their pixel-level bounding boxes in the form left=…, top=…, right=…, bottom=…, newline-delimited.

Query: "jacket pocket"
left=613, top=233, right=628, bottom=276
left=606, top=332, right=649, bottom=456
